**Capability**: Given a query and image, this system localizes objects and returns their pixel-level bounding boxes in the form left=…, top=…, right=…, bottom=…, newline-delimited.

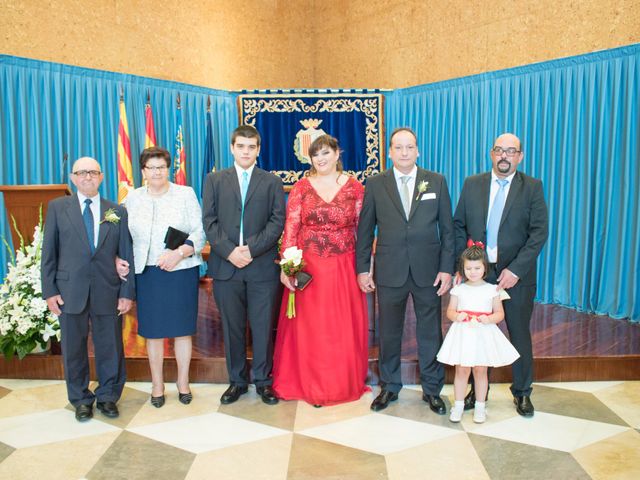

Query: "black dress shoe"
left=256, top=386, right=279, bottom=405
left=370, top=390, right=398, bottom=411
left=423, top=394, right=446, bottom=415
left=75, top=404, right=93, bottom=422
left=464, top=389, right=476, bottom=411
left=220, top=385, right=248, bottom=404
left=514, top=396, right=535, bottom=417
left=150, top=395, right=165, bottom=408
left=96, top=401, right=119, bottom=418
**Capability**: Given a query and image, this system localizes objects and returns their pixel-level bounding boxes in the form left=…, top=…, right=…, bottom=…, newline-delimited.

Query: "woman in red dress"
left=272, top=134, right=370, bottom=406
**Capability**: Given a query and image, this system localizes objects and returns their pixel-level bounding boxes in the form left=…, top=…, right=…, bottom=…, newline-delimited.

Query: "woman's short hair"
left=458, top=245, right=489, bottom=280
left=307, top=134, right=343, bottom=176
left=140, top=146, right=171, bottom=169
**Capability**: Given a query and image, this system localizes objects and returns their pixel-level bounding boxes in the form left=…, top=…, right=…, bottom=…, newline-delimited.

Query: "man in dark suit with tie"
left=356, top=127, right=455, bottom=413
left=202, top=125, right=285, bottom=405
left=453, top=133, right=548, bottom=417
left=41, top=157, right=135, bottom=422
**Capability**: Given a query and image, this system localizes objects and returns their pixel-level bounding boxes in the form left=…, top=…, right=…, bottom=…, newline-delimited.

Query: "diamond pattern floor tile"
left=386, top=432, right=489, bottom=480
left=86, top=430, right=194, bottom=480
left=471, top=411, right=630, bottom=452
left=0, top=383, right=69, bottom=418
left=530, top=384, right=629, bottom=426
left=0, top=431, right=120, bottom=480
left=572, top=429, right=640, bottom=479
left=186, top=433, right=293, bottom=480
left=0, top=380, right=638, bottom=479
left=288, top=433, right=387, bottom=479
left=127, top=412, right=289, bottom=454
left=469, top=433, right=591, bottom=479
left=299, top=412, right=459, bottom=455
left=0, top=409, right=120, bottom=448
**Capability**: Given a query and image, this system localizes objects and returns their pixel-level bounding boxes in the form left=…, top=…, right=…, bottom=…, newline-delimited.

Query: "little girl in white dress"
left=437, top=243, right=519, bottom=423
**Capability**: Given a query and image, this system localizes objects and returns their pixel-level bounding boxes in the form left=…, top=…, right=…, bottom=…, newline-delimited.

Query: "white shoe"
left=449, top=406, right=464, bottom=423
left=473, top=407, right=486, bottom=423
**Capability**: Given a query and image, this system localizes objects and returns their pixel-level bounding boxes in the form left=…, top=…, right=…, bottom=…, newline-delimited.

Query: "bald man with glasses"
left=453, top=133, right=548, bottom=417
left=41, top=157, right=135, bottom=422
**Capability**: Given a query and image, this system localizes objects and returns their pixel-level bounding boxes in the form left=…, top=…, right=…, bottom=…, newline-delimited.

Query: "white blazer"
left=125, top=183, right=206, bottom=274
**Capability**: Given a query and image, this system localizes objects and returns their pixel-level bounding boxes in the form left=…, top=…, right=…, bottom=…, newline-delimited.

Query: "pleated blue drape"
left=2, top=45, right=638, bottom=322
left=0, top=55, right=238, bottom=281
left=385, top=44, right=639, bottom=322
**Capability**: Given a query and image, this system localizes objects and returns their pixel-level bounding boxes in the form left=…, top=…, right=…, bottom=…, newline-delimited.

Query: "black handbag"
left=164, top=226, right=189, bottom=250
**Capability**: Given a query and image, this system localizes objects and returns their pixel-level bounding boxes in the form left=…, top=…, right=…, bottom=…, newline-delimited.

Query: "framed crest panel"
left=238, top=92, right=385, bottom=188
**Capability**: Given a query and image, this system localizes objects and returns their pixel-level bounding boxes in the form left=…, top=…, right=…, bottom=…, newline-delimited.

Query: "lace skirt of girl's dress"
left=272, top=250, right=370, bottom=406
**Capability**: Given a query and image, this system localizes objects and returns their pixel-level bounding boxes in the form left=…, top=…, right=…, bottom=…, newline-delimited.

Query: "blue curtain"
left=2, top=45, right=638, bottom=322
left=385, top=44, right=640, bottom=322
left=0, top=55, right=238, bottom=281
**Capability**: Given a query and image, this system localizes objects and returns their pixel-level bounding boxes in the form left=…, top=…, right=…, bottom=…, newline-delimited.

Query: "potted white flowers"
left=0, top=215, right=60, bottom=359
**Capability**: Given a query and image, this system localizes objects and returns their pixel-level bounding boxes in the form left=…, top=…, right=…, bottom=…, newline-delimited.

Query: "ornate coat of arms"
left=293, top=119, right=327, bottom=164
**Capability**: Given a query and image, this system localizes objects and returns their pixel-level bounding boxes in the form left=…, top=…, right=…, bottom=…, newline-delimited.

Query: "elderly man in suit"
left=453, top=133, right=548, bottom=417
left=356, top=127, right=455, bottom=413
left=202, top=125, right=285, bottom=405
left=41, top=157, right=135, bottom=422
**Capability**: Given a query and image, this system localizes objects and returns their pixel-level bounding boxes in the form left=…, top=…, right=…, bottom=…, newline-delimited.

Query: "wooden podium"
left=0, top=184, right=71, bottom=249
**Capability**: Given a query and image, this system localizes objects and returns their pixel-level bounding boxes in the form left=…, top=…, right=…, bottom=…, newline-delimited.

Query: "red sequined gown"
left=273, top=177, right=370, bottom=406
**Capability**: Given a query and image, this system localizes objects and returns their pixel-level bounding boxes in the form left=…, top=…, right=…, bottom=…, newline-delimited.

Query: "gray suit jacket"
left=202, top=166, right=285, bottom=281
left=41, top=194, right=135, bottom=315
left=356, top=167, right=455, bottom=288
left=453, top=171, right=549, bottom=286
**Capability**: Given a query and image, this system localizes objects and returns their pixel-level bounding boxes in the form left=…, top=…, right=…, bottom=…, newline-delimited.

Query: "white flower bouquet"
left=279, top=246, right=307, bottom=319
left=0, top=214, right=60, bottom=359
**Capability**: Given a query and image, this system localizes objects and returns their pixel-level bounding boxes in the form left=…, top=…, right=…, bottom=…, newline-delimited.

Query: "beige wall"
left=1, top=0, right=639, bottom=89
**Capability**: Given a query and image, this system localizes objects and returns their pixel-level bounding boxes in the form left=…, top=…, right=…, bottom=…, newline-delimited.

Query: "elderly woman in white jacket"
left=121, top=146, right=205, bottom=408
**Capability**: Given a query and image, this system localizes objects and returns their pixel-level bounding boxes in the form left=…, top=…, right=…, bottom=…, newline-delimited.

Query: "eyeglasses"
left=492, top=146, right=521, bottom=157
left=144, top=166, right=169, bottom=172
left=72, top=170, right=102, bottom=178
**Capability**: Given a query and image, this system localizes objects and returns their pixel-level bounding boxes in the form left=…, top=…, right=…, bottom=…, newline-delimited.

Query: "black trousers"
left=59, top=303, right=125, bottom=407
left=475, top=264, right=536, bottom=396
left=376, top=272, right=444, bottom=395
left=213, top=270, right=280, bottom=387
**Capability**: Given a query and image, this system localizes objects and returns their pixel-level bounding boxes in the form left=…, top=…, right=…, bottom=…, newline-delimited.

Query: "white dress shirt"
left=234, top=161, right=256, bottom=245
left=77, top=192, right=100, bottom=249
left=486, top=170, right=516, bottom=263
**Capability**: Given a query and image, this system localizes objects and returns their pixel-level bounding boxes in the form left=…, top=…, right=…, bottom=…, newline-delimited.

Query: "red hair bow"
left=467, top=239, right=485, bottom=249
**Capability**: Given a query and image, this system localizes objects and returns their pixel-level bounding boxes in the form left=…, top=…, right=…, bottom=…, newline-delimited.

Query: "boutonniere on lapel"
left=416, top=180, right=429, bottom=200
left=100, top=208, right=121, bottom=225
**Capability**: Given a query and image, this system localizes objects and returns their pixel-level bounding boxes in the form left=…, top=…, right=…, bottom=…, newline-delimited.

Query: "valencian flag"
left=173, top=94, right=187, bottom=185
left=201, top=96, right=216, bottom=193
left=144, top=92, right=157, bottom=149
left=116, top=91, right=134, bottom=203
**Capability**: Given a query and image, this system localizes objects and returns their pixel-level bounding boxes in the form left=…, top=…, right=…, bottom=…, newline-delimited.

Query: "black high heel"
left=177, top=384, right=192, bottom=405
left=150, top=395, right=165, bottom=408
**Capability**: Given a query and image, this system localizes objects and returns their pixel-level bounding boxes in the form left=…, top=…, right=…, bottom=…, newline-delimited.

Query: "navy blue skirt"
left=135, top=266, right=199, bottom=339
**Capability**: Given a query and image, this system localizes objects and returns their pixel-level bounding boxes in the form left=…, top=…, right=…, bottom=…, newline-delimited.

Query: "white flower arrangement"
left=0, top=213, right=60, bottom=359
left=416, top=180, right=429, bottom=200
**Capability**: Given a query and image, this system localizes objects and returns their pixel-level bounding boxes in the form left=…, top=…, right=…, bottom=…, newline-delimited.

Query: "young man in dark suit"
left=41, top=157, right=135, bottom=422
left=453, top=133, right=548, bottom=417
left=202, top=125, right=285, bottom=405
left=356, top=127, right=455, bottom=413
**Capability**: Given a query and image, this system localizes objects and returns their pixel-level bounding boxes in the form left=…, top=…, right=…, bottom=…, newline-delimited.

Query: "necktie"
left=486, top=179, right=508, bottom=250
left=83, top=198, right=95, bottom=253
left=239, top=171, right=249, bottom=244
left=400, top=175, right=411, bottom=219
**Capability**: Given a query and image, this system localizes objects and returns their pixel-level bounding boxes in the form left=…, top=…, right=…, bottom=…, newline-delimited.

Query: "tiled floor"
left=0, top=379, right=638, bottom=479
